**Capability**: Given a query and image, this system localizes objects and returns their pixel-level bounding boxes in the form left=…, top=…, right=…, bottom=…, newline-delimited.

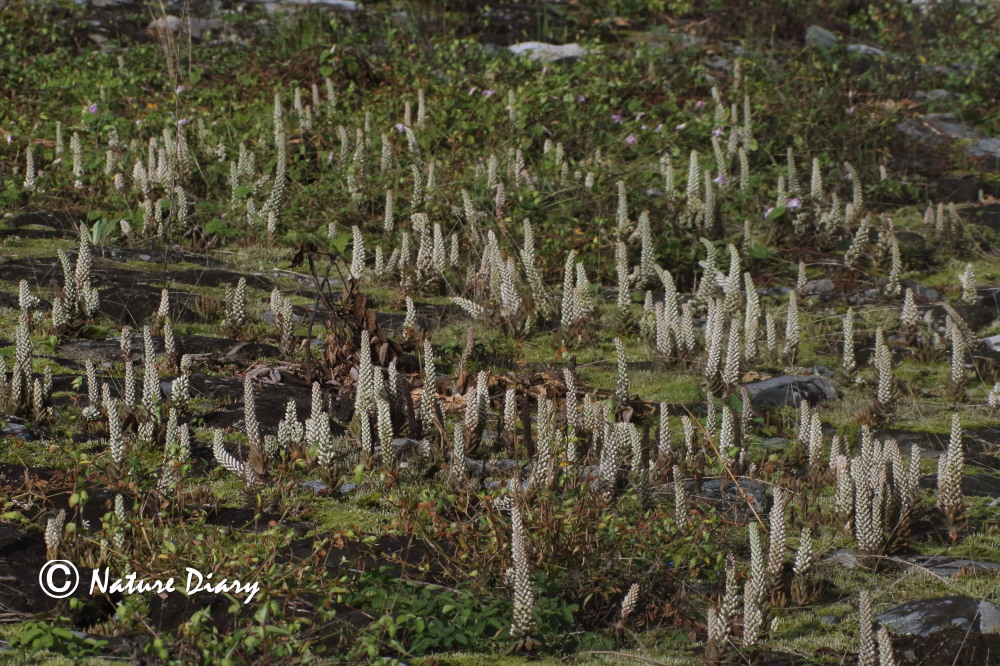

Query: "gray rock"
left=0, top=421, right=37, bottom=441
left=805, top=25, right=841, bottom=51
left=920, top=474, right=1000, bottom=498
left=742, top=375, right=838, bottom=409
left=760, top=437, right=792, bottom=451
left=148, top=15, right=182, bottom=33
left=846, top=43, right=889, bottom=59
left=298, top=480, right=330, bottom=495
left=915, top=89, right=953, bottom=104
left=819, top=615, right=841, bottom=626
left=682, top=478, right=768, bottom=516
left=982, top=333, right=1000, bottom=352
left=803, top=278, right=836, bottom=298
left=760, top=286, right=791, bottom=297
left=900, top=555, right=1000, bottom=577
left=507, top=42, right=588, bottom=63
left=824, top=548, right=864, bottom=569
left=246, top=0, right=359, bottom=7
left=970, top=137, right=1000, bottom=170
left=877, top=597, right=1000, bottom=637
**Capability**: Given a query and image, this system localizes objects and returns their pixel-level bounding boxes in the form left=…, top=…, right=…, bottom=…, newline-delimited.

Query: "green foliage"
left=9, top=619, right=107, bottom=658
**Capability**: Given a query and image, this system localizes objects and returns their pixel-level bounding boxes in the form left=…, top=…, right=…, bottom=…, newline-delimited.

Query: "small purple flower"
left=177, top=117, right=189, bottom=126
left=655, top=123, right=663, bottom=132
left=542, top=66, right=549, bottom=74
left=394, top=123, right=406, bottom=132
left=635, top=112, right=645, bottom=120
left=712, top=127, right=724, bottom=137
left=577, top=95, right=586, bottom=103
left=694, top=100, right=705, bottom=110
left=675, top=122, right=688, bottom=131
left=176, top=85, right=185, bottom=94
left=626, top=134, right=637, bottom=146
left=468, top=87, right=477, bottom=95
left=713, top=173, right=729, bottom=185
left=787, top=198, right=802, bottom=209
left=88, top=104, right=98, bottom=114
left=640, top=125, right=647, bottom=130
left=612, top=114, right=623, bottom=123
left=764, top=207, right=775, bottom=219
left=220, top=212, right=226, bottom=219
left=846, top=105, right=856, bottom=115
left=482, top=89, right=496, bottom=97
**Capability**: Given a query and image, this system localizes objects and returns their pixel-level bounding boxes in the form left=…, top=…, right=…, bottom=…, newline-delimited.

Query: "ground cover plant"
left=2, top=0, right=1000, bottom=663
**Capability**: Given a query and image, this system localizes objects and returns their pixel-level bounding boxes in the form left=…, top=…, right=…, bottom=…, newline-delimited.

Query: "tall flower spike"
left=876, top=627, right=898, bottom=666
left=657, top=402, right=670, bottom=467
left=874, top=328, right=893, bottom=406
left=899, top=288, right=919, bottom=330
left=796, top=260, right=807, bottom=294
left=503, top=387, right=517, bottom=442
left=808, top=410, right=823, bottom=469
left=45, top=509, right=66, bottom=559
left=213, top=430, right=253, bottom=484
left=959, top=263, right=976, bottom=304
left=377, top=397, right=394, bottom=471
left=615, top=240, right=633, bottom=322
left=559, top=251, right=578, bottom=329
left=744, top=272, right=761, bottom=361
left=886, top=237, right=902, bottom=297
left=673, top=465, right=687, bottom=524
left=349, top=226, right=365, bottom=280
left=766, top=487, right=787, bottom=592
left=949, top=319, right=967, bottom=388
left=857, top=590, right=878, bottom=666
left=509, top=501, right=536, bottom=639
left=243, top=375, right=262, bottom=456
left=743, top=522, right=768, bottom=647
left=842, top=308, right=856, bottom=373
left=619, top=583, right=640, bottom=624
left=765, top=311, right=777, bottom=353
left=989, top=382, right=1000, bottom=411
left=614, top=338, right=629, bottom=404
left=937, top=413, right=965, bottom=540
left=783, top=291, right=799, bottom=364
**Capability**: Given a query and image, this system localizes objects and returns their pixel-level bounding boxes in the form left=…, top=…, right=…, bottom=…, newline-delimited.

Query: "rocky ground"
left=1, top=0, right=1000, bottom=664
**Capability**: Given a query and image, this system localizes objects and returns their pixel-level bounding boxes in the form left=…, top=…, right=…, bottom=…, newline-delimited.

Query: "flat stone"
left=919, top=473, right=1000, bottom=498
left=298, top=480, right=330, bottom=495
left=803, top=278, right=836, bottom=298
left=915, top=89, right=953, bottom=104
left=148, top=15, right=182, bottom=33
left=969, top=137, right=1000, bottom=170
left=0, top=420, right=37, bottom=441
left=805, top=25, right=841, bottom=51
left=900, top=555, right=1000, bottom=577
left=760, top=437, right=792, bottom=451
left=507, top=42, right=588, bottom=63
left=247, top=0, right=359, bottom=7
left=824, top=548, right=864, bottom=569
left=847, top=43, right=889, bottom=59
left=877, top=596, right=1000, bottom=637
left=682, top=478, right=768, bottom=516
left=741, top=375, right=838, bottom=409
